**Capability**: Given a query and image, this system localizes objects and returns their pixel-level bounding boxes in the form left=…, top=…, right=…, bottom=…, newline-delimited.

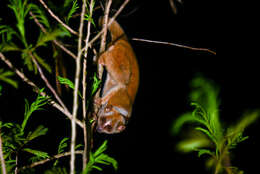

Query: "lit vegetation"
left=172, top=76, right=259, bottom=174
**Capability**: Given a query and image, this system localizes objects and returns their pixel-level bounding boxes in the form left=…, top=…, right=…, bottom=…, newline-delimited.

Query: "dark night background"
left=0, top=0, right=259, bottom=174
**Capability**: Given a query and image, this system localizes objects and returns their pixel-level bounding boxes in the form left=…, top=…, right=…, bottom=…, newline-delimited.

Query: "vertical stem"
left=98, top=0, right=112, bottom=77
left=30, top=53, right=69, bottom=113
left=71, top=0, right=86, bottom=173
left=94, top=0, right=112, bottom=115
left=99, top=0, right=112, bottom=53
left=82, top=0, right=95, bottom=170
left=15, top=153, right=18, bottom=174
left=0, top=129, right=7, bottom=174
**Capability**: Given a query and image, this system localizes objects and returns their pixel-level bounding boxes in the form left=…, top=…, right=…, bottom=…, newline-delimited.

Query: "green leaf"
left=23, top=148, right=49, bottom=159
left=57, top=76, right=75, bottom=89
left=22, top=88, right=48, bottom=132
left=0, top=122, right=14, bottom=129
left=26, top=125, right=48, bottom=142
left=36, top=29, right=70, bottom=48
left=197, top=149, right=214, bottom=157
left=57, top=76, right=82, bottom=98
left=195, top=127, right=217, bottom=145
left=93, top=140, right=108, bottom=157
left=54, top=137, right=69, bottom=166
left=0, top=25, right=17, bottom=43
left=84, top=14, right=96, bottom=27
left=29, top=4, right=50, bottom=29
left=227, top=110, right=259, bottom=149
left=172, top=112, right=195, bottom=135
left=21, top=50, right=35, bottom=73
left=33, top=52, right=52, bottom=73
left=58, top=137, right=69, bottom=154
left=65, top=0, right=79, bottom=24
left=84, top=140, right=118, bottom=174
left=0, top=69, right=18, bottom=88
left=176, top=137, right=212, bottom=153
left=0, top=42, right=20, bottom=52
left=190, top=76, right=223, bottom=141
left=91, top=73, right=101, bottom=96
left=8, top=0, right=31, bottom=46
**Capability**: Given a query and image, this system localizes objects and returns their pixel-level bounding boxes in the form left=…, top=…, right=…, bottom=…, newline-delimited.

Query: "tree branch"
left=0, top=129, right=7, bottom=174
left=82, top=0, right=95, bottom=170
left=18, top=150, right=83, bottom=172
left=0, top=52, right=84, bottom=128
left=131, top=38, right=216, bottom=55
left=38, top=0, right=78, bottom=36
left=82, top=0, right=130, bottom=53
left=70, top=0, right=87, bottom=173
left=29, top=11, right=77, bottom=59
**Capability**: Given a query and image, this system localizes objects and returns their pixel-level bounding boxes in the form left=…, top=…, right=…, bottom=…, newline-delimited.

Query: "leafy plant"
left=0, top=69, right=18, bottom=88
left=0, top=88, right=49, bottom=173
left=0, top=0, right=126, bottom=173
left=172, top=76, right=259, bottom=174
left=83, top=140, right=118, bottom=174
left=65, top=0, right=79, bottom=24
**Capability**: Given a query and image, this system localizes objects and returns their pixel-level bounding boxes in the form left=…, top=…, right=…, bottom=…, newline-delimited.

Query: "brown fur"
left=96, top=20, right=139, bottom=134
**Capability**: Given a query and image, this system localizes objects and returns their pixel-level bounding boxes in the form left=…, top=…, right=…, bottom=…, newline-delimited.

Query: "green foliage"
left=22, top=88, right=49, bottom=132
left=29, top=4, right=50, bottom=29
left=84, top=0, right=96, bottom=27
left=8, top=0, right=30, bottom=46
left=1, top=0, right=71, bottom=74
left=57, top=76, right=85, bottom=98
left=91, top=73, right=101, bottom=96
left=0, top=89, right=49, bottom=173
left=57, top=76, right=75, bottom=90
left=83, top=140, right=118, bottom=174
left=172, top=76, right=259, bottom=174
left=65, top=0, right=79, bottom=24
left=0, top=25, right=17, bottom=44
left=53, top=137, right=69, bottom=167
left=0, top=1, right=118, bottom=173
left=0, top=69, right=18, bottom=88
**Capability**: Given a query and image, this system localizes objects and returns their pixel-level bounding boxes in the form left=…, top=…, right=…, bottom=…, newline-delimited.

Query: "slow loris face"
left=96, top=103, right=127, bottom=134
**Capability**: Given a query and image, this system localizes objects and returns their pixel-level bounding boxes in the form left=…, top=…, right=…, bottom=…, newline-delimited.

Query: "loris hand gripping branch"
left=95, top=20, right=139, bottom=134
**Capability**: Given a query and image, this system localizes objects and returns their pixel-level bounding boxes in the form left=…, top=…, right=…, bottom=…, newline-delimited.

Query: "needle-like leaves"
left=0, top=69, right=18, bottom=88
left=83, top=140, right=118, bottom=174
left=22, top=88, right=49, bottom=132
left=172, top=76, right=259, bottom=173
left=65, top=0, right=79, bottom=24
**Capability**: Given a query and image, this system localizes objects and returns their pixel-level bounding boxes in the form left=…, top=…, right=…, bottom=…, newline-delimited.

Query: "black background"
left=1, top=0, right=259, bottom=174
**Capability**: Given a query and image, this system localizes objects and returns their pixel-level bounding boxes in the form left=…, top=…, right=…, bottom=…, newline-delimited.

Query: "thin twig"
left=82, top=0, right=130, bottom=53
left=29, top=52, right=69, bottom=114
left=18, top=150, right=83, bottom=172
left=38, top=0, right=78, bottom=35
left=132, top=38, right=216, bottom=55
left=0, top=52, right=84, bottom=128
left=0, top=129, right=7, bottom=174
left=98, top=0, right=112, bottom=75
left=29, top=11, right=77, bottom=59
left=15, top=153, right=18, bottom=174
left=71, top=0, right=87, bottom=173
left=94, top=0, right=113, bottom=111
left=99, top=0, right=112, bottom=53
left=82, top=0, right=95, bottom=170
